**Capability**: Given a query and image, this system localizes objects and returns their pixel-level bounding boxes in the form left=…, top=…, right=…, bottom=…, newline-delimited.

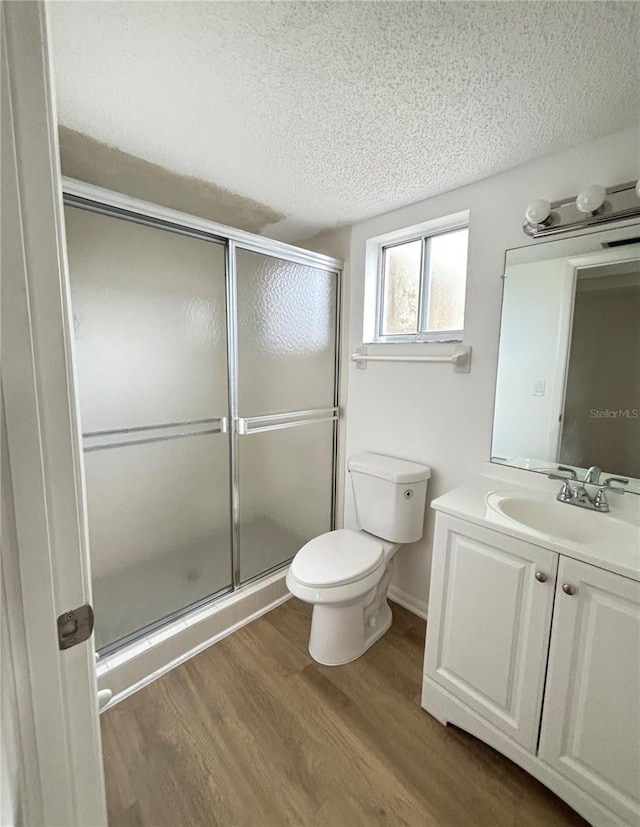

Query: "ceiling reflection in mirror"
left=492, top=223, right=640, bottom=494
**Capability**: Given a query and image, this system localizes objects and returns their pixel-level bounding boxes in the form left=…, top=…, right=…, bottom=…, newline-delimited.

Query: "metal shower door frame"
left=226, top=238, right=341, bottom=588
left=62, top=177, right=342, bottom=602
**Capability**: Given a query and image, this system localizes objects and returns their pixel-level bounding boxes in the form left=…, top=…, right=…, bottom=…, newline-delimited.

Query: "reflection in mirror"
left=492, top=223, right=640, bottom=494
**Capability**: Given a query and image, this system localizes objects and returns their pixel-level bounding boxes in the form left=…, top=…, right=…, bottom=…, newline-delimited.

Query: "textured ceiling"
left=49, top=1, right=640, bottom=242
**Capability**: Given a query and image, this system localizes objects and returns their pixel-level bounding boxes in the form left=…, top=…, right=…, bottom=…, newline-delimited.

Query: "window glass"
left=381, top=239, right=422, bottom=335
left=377, top=226, right=468, bottom=340
left=426, top=228, right=469, bottom=332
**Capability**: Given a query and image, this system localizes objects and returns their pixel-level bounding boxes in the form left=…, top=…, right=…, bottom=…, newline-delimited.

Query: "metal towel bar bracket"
left=351, top=345, right=471, bottom=373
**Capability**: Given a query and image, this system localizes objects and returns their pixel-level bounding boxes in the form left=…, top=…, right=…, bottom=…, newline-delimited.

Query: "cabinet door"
left=424, top=515, right=558, bottom=751
left=539, top=558, right=640, bottom=826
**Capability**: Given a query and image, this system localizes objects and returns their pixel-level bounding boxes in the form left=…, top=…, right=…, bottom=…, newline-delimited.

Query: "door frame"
left=1, top=3, right=107, bottom=824
left=555, top=246, right=640, bottom=461
left=62, top=176, right=344, bottom=273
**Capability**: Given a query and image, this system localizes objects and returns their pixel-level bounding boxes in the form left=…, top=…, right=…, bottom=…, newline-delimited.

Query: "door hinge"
left=57, top=603, right=94, bottom=650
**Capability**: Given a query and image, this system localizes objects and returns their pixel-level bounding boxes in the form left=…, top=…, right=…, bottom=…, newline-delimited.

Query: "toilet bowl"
left=287, top=452, right=430, bottom=666
left=286, top=528, right=399, bottom=665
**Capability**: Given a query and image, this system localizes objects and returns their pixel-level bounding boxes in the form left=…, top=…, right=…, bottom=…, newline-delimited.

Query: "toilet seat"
left=290, top=529, right=384, bottom=588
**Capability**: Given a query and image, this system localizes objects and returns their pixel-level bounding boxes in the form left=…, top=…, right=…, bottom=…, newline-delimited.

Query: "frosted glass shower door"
left=234, top=248, right=339, bottom=582
left=65, top=206, right=232, bottom=651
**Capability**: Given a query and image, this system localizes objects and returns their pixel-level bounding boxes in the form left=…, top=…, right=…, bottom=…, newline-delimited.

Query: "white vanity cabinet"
left=539, top=557, right=640, bottom=826
left=422, top=511, right=640, bottom=827
left=423, top=515, right=557, bottom=752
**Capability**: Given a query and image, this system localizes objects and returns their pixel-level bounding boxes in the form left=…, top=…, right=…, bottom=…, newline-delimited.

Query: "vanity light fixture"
left=575, top=184, right=606, bottom=215
left=524, top=198, right=551, bottom=228
left=523, top=180, right=640, bottom=238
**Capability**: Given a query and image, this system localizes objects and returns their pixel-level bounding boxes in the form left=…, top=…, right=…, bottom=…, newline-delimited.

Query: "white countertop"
left=431, top=465, right=640, bottom=582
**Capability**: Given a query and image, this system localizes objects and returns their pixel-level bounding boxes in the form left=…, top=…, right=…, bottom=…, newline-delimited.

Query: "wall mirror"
left=492, top=223, right=640, bottom=494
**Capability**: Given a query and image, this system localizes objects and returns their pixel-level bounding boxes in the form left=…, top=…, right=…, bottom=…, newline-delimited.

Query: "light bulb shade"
left=525, top=198, right=551, bottom=226
left=576, top=184, right=606, bottom=214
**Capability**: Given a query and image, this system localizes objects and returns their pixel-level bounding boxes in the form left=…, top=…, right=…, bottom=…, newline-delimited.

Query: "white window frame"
left=363, top=210, right=470, bottom=344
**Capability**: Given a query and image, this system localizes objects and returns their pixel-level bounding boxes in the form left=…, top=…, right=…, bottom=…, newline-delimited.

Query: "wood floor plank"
left=101, top=599, right=588, bottom=827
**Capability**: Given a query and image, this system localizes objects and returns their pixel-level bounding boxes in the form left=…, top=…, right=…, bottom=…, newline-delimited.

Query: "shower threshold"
left=95, top=565, right=290, bottom=711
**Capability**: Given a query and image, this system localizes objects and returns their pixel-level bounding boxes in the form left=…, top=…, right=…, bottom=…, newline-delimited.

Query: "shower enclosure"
left=62, top=181, right=341, bottom=654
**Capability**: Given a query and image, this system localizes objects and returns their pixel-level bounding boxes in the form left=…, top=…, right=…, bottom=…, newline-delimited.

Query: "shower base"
left=96, top=566, right=290, bottom=710
left=93, top=518, right=306, bottom=708
left=93, top=516, right=304, bottom=651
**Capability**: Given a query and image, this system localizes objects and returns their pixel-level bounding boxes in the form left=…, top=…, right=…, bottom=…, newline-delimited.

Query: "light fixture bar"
left=523, top=180, right=640, bottom=238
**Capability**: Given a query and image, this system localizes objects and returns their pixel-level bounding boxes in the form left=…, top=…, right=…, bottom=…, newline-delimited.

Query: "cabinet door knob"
left=562, top=583, right=577, bottom=596
left=535, top=571, right=548, bottom=583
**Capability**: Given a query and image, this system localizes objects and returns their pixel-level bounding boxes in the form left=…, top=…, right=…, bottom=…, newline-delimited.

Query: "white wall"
left=492, top=257, right=573, bottom=462
left=342, top=125, right=640, bottom=615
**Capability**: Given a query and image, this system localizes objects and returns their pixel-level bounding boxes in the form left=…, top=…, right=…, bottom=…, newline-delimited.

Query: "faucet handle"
left=593, top=479, right=626, bottom=512
left=549, top=476, right=574, bottom=501
left=555, top=466, right=578, bottom=479
left=603, top=477, right=628, bottom=493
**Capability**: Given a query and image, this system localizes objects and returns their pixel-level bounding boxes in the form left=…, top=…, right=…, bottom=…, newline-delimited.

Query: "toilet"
left=286, top=452, right=430, bottom=666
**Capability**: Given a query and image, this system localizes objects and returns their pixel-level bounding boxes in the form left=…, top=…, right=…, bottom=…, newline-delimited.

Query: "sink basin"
left=485, top=490, right=638, bottom=548
left=488, top=494, right=590, bottom=543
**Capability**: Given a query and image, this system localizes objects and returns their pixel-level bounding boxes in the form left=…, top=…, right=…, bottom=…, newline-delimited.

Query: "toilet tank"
left=347, top=452, right=431, bottom=544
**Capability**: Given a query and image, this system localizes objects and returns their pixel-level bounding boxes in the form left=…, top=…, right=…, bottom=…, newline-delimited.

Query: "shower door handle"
left=234, top=408, right=338, bottom=436
left=82, top=416, right=229, bottom=451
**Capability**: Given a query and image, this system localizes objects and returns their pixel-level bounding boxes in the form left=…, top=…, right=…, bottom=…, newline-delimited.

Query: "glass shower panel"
left=64, top=206, right=232, bottom=651
left=65, top=207, right=229, bottom=431
left=85, top=433, right=231, bottom=650
left=235, top=249, right=339, bottom=582
left=238, top=421, right=334, bottom=583
left=235, top=249, right=337, bottom=414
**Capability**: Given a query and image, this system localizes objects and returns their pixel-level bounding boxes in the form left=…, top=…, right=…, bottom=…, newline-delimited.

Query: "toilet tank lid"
left=347, top=452, right=431, bottom=484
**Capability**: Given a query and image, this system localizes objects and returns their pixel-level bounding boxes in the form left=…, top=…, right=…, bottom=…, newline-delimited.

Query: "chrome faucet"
left=549, top=472, right=628, bottom=513
left=583, top=466, right=602, bottom=485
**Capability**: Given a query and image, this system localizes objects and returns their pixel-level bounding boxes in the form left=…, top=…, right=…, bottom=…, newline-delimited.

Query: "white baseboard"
left=388, top=585, right=428, bottom=620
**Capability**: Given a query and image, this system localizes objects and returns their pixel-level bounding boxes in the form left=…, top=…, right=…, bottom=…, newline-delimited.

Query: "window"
left=375, top=225, right=469, bottom=342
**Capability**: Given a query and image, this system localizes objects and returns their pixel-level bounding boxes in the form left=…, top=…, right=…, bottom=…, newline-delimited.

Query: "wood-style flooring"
left=101, top=599, right=588, bottom=827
